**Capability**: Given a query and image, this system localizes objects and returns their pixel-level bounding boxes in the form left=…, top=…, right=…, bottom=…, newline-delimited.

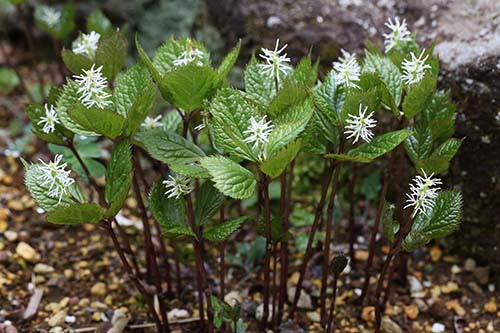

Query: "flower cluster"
left=38, top=104, right=60, bottom=134
left=173, top=44, right=205, bottom=67
left=332, top=49, right=361, bottom=89
left=39, top=155, right=75, bottom=203
left=383, top=17, right=412, bottom=53
left=243, top=115, right=274, bottom=159
left=258, top=39, right=291, bottom=84
left=142, top=115, right=163, bottom=129
left=72, top=31, right=101, bottom=59
left=402, top=50, right=432, bottom=85
left=344, top=104, right=377, bottom=143
left=39, top=6, right=61, bottom=28
left=73, top=64, right=112, bottom=109
left=163, top=175, right=193, bottom=199
left=405, top=171, right=442, bottom=217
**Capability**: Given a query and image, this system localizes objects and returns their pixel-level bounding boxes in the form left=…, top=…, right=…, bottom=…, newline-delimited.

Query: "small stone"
left=65, top=315, right=76, bottom=323
left=91, top=312, right=102, bottom=322
left=464, top=258, right=476, bottom=272
left=408, top=276, right=424, bottom=298
left=0, top=220, right=7, bottom=233
left=224, top=291, right=243, bottom=307
left=167, top=308, right=190, bottom=321
left=4, top=230, right=18, bottom=242
left=404, top=305, right=419, bottom=320
left=446, top=299, right=465, bottom=316
left=49, top=327, right=63, bottom=333
left=91, top=282, right=107, bottom=297
left=33, top=263, right=55, bottom=274
left=381, top=316, right=402, bottom=333
left=484, top=299, right=498, bottom=314
left=354, top=250, right=369, bottom=261
left=255, top=303, right=273, bottom=322
left=16, top=242, right=40, bottom=263
left=361, top=306, right=375, bottom=322
left=473, top=267, right=490, bottom=285
left=0, top=251, right=10, bottom=263
left=287, top=287, right=312, bottom=309
left=48, top=311, right=66, bottom=327
left=431, top=323, right=445, bottom=333
left=451, top=265, right=461, bottom=274
left=306, top=311, right=321, bottom=322
left=430, top=246, right=442, bottom=262
left=441, top=281, right=459, bottom=294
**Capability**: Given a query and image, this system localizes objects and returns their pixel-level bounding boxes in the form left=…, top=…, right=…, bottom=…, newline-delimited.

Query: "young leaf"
left=403, top=190, right=462, bottom=251
left=159, top=64, right=218, bottom=113
left=404, top=123, right=433, bottom=163
left=195, top=181, right=224, bottom=225
left=105, top=140, right=132, bottom=204
left=313, top=70, right=345, bottom=126
left=204, top=217, right=246, bottom=242
left=415, top=156, right=449, bottom=175
left=169, top=162, right=211, bottom=179
left=267, top=79, right=308, bottom=117
left=95, top=32, right=128, bottom=80
left=433, top=137, right=462, bottom=161
left=340, top=88, right=381, bottom=123
left=381, top=200, right=398, bottom=243
left=113, top=63, right=152, bottom=117
left=217, top=40, right=241, bottom=79
left=125, top=82, right=157, bottom=137
left=421, top=90, right=456, bottom=142
left=137, top=128, right=205, bottom=164
left=363, top=52, right=403, bottom=107
left=47, top=203, right=104, bottom=225
left=402, top=75, right=437, bottom=118
left=244, top=55, right=275, bottom=107
left=68, top=104, right=125, bottom=139
left=260, top=140, right=301, bottom=179
left=200, top=156, right=257, bottom=199
left=293, top=54, right=319, bottom=88
left=135, top=35, right=162, bottom=83
left=61, top=49, right=93, bottom=75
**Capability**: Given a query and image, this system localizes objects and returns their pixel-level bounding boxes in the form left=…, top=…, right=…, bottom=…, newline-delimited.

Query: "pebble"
left=167, top=308, right=190, bottom=321
left=0, top=250, right=10, bottom=263
left=354, top=250, right=369, bottom=261
left=381, top=316, right=402, bottom=333
left=430, top=246, right=442, bottom=262
left=451, top=265, right=461, bottom=274
left=91, top=282, right=107, bottom=296
left=33, top=263, right=55, bottom=274
left=464, top=258, right=476, bottom=272
left=306, top=311, right=321, bottom=322
left=4, top=230, right=18, bottom=242
left=48, top=311, right=66, bottom=327
left=404, top=305, right=419, bottom=320
left=287, top=287, right=312, bottom=309
left=408, top=276, right=424, bottom=298
left=431, top=323, right=445, bottom=333
left=361, top=306, right=375, bottom=322
left=65, top=315, right=76, bottom=323
left=16, top=242, right=40, bottom=263
left=446, top=299, right=466, bottom=316
left=255, top=303, right=273, bottom=322
left=484, top=299, right=498, bottom=313
left=0, top=220, right=7, bottom=233
left=473, top=267, right=490, bottom=285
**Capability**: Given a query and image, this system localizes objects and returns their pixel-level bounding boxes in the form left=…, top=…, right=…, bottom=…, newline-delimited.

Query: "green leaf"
left=324, top=153, right=372, bottom=163
left=267, top=79, right=308, bottom=117
left=0, top=67, right=20, bottom=94
left=421, top=90, right=456, bottom=142
left=104, top=185, right=129, bottom=218
left=105, top=140, right=132, bottom=204
left=61, top=49, right=93, bottom=75
left=433, top=138, right=462, bottom=161
left=260, top=140, right=301, bottom=179
left=47, top=203, right=104, bottom=225
left=114, top=63, right=152, bottom=117
left=195, top=182, right=224, bottom=225
left=169, top=162, right=211, bottom=179
left=86, top=9, right=114, bottom=37
left=217, top=40, right=241, bottom=79
left=244, top=55, right=275, bottom=107
left=137, top=128, right=205, bottom=164
left=293, top=54, right=319, bottom=88
left=313, top=70, right=345, bottom=126
left=381, top=200, right=398, bottom=243
left=34, top=4, right=75, bottom=39
left=68, top=104, right=125, bottom=139
left=135, top=35, right=162, bottom=83
left=159, top=64, right=218, bottom=113
left=149, top=179, right=192, bottom=238
left=125, top=82, right=157, bottom=137
left=95, top=32, right=128, bottom=80
left=402, top=75, right=437, bottom=118
left=415, top=156, right=450, bottom=175
left=404, top=123, right=433, bottom=163
left=204, top=217, right=246, bottom=242
left=403, top=190, right=463, bottom=251
left=340, top=88, right=381, bottom=123
left=200, top=156, right=257, bottom=199
left=363, top=52, right=403, bottom=107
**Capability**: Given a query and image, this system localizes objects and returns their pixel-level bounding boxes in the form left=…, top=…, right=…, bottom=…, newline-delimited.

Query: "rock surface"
left=205, top=0, right=500, bottom=272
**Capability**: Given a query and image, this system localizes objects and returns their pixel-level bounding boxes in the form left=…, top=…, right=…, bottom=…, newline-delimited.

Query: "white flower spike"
left=72, top=31, right=101, bottom=59
left=142, top=115, right=163, bottom=129
left=163, top=175, right=193, bottom=199
left=40, top=6, right=61, bottom=28
left=243, top=115, right=274, bottom=159
left=383, top=17, right=412, bottom=53
left=333, top=49, right=361, bottom=89
left=173, top=42, right=205, bottom=67
left=39, top=154, right=75, bottom=204
left=344, top=104, right=377, bottom=143
left=404, top=171, right=442, bottom=217
left=38, top=104, right=60, bottom=134
left=73, top=64, right=112, bottom=109
left=258, top=38, right=292, bottom=84
left=401, top=50, right=432, bottom=85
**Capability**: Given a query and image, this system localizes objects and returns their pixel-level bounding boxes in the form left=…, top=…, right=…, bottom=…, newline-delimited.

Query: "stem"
left=219, top=204, right=227, bottom=333
left=325, top=274, right=339, bottom=333
left=172, top=240, right=183, bottom=298
left=112, top=217, right=141, bottom=275
left=289, top=161, right=336, bottom=319
left=259, top=172, right=272, bottom=329
left=320, top=163, right=341, bottom=325
left=348, top=167, right=357, bottom=267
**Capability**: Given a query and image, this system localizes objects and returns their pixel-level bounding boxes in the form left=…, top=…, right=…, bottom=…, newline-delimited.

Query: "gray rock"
left=381, top=316, right=402, bottom=333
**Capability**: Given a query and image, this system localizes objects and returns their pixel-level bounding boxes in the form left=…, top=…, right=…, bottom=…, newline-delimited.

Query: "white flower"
left=73, top=64, right=112, bottom=109
left=39, top=154, right=75, bottom=204
left=258, top=38, right=292, bottom=84
left=404, top=171, right=442, bottom=217
left=333, top=49, right=361, bottom=89
left=173, top=42, right=205, bottom=67
left=383, top=17, right=412, bottom=53
left=37, top=104, right=60, bottom=134
left=243, top=115, right=274, bottom=159
left=72, top=31, right=101, bottom=59
left=163, top=175, right=193, bottom=199
left=401, top=50, right=432, bottom=85
left=344, top=104, right=377, bottom=143
left=39, top=6, right=61, bottom=28
left=142, top=115, right=163, bottom=129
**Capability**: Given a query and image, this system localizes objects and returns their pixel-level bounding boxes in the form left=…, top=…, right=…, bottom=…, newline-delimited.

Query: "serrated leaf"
left=363, top=52, right=403, bottom=107
left=381, top=200, right=398, bottom=243
left=114, top=63, right=152, bottom=117
left=125, top=82, right=157, bottom=137
left=244, top=55, right=275, bottom=107
left=95, top=32, right=128, bottom=80
left=68, top=104, right=124, bottom=139
left=267, top=79, right=308, bottom=117
left=204, top=217, right=246, bottom=242
left=403, top=190, right=462, bottom=251
left=200, top=156, right=257, bottom=199
left=313, top=70, right=345, bottom=126
left=293, top=54, right=319, bottom=88
left=217, top=40, right=241, bottom=78
left=86, top=9, right=114, bottom=37
left=104, top=185, right=129, bottom=218
left=195, top=181, right=224, bottom=225
left=169, top=162, right=210, bottom=179
left=260, top=140, right=301, bottom=179
left=105, top=140, right=132, bottom=204
left=402, top=75, right=437, bottom=118
left=62, top=49, right=93, bottom=75
left=47, top=203, right=104, bottom=225
left=422, top=90, right=456, bottom=142
left=135, top=35, right=162, bottom=83
left=433, top=138, right=462, bottom=161
left=404, top=123, right=433, bottom=163
left=149, top=179, right=192, bottom=238
left=137, top=127, right=205, bottom=164
left=159, top=64, right=218, bottom=113
left=340, top=88, right=381, bottom=123
left=415, top=156, right=449, bottom=175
